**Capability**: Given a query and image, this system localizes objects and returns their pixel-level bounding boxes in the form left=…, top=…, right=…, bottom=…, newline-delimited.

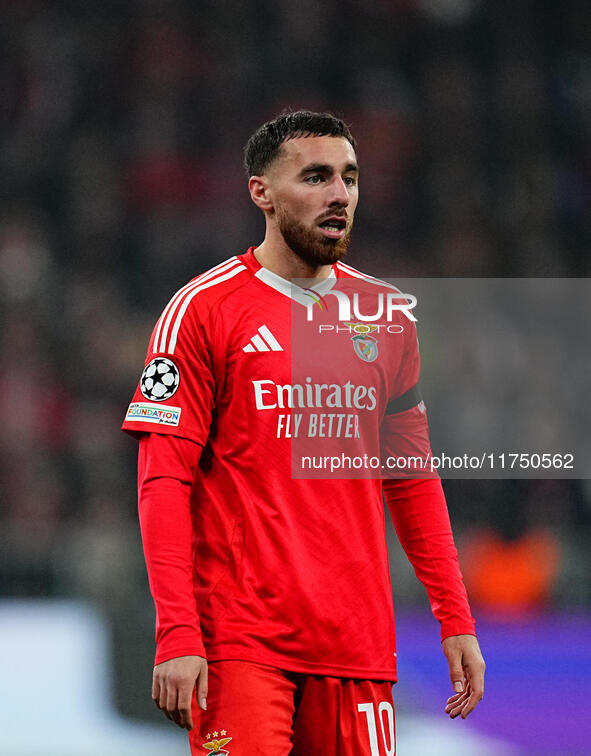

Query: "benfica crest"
left=351, top=334, right=378, bottom=362
left=202, top=733, right=232, bottom=755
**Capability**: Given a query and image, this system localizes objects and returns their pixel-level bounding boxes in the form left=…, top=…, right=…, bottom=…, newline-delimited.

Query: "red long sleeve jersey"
left=123, top=248, right=475, bottom=680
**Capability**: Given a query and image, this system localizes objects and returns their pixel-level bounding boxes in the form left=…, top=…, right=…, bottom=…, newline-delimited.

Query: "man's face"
left=266, top=135, right=359, bottom=266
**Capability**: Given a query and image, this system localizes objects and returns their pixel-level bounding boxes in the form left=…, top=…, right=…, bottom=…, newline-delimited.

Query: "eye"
left=344, top=175, right=357, bottom=186
left=304, top=174, right=323, bottom=184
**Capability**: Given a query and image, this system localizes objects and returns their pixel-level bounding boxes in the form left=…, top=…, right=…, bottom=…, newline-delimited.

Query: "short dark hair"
left=243, top=110, right=357, bottom=177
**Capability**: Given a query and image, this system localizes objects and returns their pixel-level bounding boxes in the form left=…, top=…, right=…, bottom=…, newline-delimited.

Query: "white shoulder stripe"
left=336, top=260, right=373, bottom=277
left=153, top=256, right=238, bottom=352
left=153, top=257, right=239, bottom=354
left=336, top=261, right=402, bottom=292
left=157, top=258, right=242, bottom=353
left=167, top=264, right=247, bottom=354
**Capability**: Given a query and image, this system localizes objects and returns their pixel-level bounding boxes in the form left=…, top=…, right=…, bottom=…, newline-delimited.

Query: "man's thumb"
left=449, top=661, right=465, bottom=692
left=452, top=679, right=464, bottom=693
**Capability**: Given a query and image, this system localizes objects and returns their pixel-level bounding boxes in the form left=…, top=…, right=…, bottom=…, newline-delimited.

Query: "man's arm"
left=383, top=477, right=485, bottom=718
left=138, top=432, right=208, bottom=730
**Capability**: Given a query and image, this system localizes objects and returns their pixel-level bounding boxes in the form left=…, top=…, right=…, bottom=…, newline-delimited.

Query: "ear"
left=248, top=175, right=274, bottom=212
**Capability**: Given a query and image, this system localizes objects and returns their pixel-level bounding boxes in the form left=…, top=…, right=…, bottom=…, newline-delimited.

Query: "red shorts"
left=189, top=660, right=396, bottom=756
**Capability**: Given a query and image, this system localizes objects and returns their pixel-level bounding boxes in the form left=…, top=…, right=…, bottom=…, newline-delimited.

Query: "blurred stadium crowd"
left=1, top=0, right=590, bottom=720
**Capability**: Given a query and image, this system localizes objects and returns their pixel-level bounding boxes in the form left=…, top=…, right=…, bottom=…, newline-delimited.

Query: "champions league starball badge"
left=140, top=357, right=180, bottom=401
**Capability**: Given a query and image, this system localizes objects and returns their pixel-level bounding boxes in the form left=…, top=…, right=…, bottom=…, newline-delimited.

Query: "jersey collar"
left=244, top=246, right=337, bottom=307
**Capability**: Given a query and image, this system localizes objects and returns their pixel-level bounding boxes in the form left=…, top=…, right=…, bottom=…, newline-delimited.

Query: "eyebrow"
left=299, top=162, right=359, bottom=176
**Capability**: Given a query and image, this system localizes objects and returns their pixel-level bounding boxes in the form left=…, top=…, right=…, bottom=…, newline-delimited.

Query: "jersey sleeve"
left=383, top=478, right=476, bottom=640
left=380, top=320, right=436, bottom=477
left=382, top=323, right=475, bottom=638
left=387, top=318, right=422, bottom=411
left=122, top=293, right=215, bottom=445
left=138, top=433, right=206, bottom=664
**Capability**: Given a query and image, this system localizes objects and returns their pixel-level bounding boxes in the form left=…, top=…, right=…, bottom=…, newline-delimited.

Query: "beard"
left=276, top=207, right=352, bottom=267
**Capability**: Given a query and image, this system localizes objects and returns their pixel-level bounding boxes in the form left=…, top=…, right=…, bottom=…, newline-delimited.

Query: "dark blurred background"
left=1, top=1, right=590, bottom=753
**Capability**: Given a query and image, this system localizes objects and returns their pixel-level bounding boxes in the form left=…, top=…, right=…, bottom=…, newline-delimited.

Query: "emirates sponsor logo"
left=252, top=378, right=377, bottom=412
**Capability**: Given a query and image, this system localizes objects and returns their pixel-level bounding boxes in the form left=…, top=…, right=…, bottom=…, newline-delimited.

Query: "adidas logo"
left=243, top=325, right=283, bottom=353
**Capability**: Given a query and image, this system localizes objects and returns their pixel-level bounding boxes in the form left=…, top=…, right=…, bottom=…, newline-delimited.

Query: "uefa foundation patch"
left=125, top=402, right=181, bottom=426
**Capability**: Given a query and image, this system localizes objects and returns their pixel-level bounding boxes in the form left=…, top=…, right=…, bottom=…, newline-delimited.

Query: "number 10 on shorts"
left=358, top=702, right=396, bottom=756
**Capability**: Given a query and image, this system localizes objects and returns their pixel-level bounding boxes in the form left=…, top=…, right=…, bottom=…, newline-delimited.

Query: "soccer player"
left=123, top=111, right=485, bottom=755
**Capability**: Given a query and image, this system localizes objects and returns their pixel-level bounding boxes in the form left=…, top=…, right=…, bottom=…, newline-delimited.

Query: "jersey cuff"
left=440, top=618, right=477, bottom=642
left=155, top=635, right=207, bottom=666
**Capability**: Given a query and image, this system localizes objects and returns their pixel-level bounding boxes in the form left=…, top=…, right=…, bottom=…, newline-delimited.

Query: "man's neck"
left=253, top=238, right=334, bottom=282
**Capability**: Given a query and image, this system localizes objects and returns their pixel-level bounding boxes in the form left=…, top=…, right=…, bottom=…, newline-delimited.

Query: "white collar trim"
left=254, top=266, right=337, bottom=307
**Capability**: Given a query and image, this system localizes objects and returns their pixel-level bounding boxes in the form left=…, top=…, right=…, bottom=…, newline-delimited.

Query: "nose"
left=328, top=175, right=350, bottom=207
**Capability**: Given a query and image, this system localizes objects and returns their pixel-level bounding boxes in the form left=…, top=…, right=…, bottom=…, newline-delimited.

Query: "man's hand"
left=152, top=655, right=208, bottom=731
left=442, top=634, right=485, bottom=719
